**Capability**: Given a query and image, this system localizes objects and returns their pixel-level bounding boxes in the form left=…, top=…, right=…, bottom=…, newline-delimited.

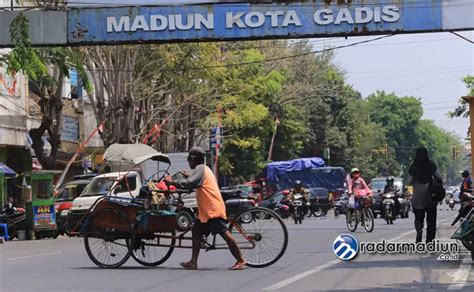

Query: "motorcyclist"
left=2, top=197, right=15, bottom=216
left=289, top=180, right=309, bottom=214
left=383, top=176, right=401, bottom=217
left=460, top=170, right=472, bottom=204
left=348, top=168, right=372, bottom=210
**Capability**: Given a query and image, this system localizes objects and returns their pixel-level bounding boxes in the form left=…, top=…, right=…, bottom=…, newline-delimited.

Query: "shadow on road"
left=71, top=266, right=230, bottom=271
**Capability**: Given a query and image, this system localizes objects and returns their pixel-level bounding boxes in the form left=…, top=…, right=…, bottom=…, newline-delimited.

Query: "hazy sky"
left=309, top=31, right=473, bottom=141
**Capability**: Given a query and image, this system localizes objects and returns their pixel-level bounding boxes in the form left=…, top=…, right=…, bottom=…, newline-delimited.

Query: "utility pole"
left=462, top=96, right=474, bottom=174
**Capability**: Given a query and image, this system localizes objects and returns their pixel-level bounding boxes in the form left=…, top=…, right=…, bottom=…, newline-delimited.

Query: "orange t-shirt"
left=174, top=164, right=227, bottom=222
left=195, top=166, right=227, bottom=222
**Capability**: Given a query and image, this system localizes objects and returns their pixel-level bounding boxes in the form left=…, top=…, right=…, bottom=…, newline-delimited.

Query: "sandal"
left=228, top=261, right=247, bottom=270
left=180, top=261, right=198, bottom=270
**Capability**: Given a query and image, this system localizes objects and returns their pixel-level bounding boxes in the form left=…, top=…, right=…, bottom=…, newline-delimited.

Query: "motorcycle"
left=397, top=195, right=410, bottom=218
left=448, top=197, right=455, bottom=211
left=450, top=193, right=474, bottom=260
left=274, top=200, right=291, bottom=219
left=0, top=205, right=27, bottom=240
left=382, top=191, right=397, bottom=224
left=292, top=194, right=305, bottom=224
left=333, top=195, right=349, bottom=217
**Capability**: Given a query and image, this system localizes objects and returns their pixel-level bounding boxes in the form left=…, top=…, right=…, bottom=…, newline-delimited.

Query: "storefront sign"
left=33, top=205, right=56, bottom=229
left=61, top=116, right=80, bottom=143
left=0, top=66, right=18, bottom=96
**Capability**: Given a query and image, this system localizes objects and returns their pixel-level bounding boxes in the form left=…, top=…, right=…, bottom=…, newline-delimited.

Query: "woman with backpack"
left=408, top=146, right=442, bottom=243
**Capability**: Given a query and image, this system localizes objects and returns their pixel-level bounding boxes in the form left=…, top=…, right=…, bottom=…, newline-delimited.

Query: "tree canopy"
left=2, top=14, right=466, bottom=182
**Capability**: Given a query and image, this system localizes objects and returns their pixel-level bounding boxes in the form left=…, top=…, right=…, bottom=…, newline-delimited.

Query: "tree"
left=79, top=46, right=148, bottom=147
left=449, top=75, right=473, bottom=126
left=415, top=120, right=464, bottom=184
left=1, top=13, right=83, bottom=169
left=366, top=91, right=423, bottom=174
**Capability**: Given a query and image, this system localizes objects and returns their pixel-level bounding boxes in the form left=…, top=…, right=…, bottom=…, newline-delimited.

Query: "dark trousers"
left=413, top=207, right=437, bottom=243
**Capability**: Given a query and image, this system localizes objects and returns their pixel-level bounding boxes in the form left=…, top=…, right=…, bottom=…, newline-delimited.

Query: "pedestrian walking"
left=408, top=146, right=442, bottom=243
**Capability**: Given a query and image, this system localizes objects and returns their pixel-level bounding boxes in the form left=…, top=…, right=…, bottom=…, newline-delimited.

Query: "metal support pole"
left=462, top=96, right=474, bottom=174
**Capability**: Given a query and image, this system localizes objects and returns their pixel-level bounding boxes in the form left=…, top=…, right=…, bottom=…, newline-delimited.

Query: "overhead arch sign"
left=67, top=1, right=474, bottom=45
left=1, top=1, right=473, bottom=47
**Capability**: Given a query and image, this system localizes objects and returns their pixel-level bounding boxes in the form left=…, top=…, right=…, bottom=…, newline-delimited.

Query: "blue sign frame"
left=67, top=1, right=453, bottom=45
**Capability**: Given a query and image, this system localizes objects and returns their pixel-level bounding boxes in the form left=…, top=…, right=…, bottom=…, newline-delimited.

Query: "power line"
left=451, top=31, right=474, bottom=44
left=347, top=69, right=472, bottom=80
left=423, top=100, right=461, bottom=106
left=86, top=34, right=394, bottom=73
left=345, top=65, right=472, bottom=75
left=50, top=0, right=474, bottom=8
left=395, top=75, right=466, bottom=92
left=3, top=0, right=474, bottom=10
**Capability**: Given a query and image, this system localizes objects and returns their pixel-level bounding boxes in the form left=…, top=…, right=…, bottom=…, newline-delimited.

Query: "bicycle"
left=346, top=195, right=374, bottom=233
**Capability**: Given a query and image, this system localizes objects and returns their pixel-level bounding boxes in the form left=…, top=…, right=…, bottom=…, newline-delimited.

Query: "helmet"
left=462, top=170, right=470, bottom=178
left=294, top=180, right=302, bottom=188
left=350, top=168, right=360, bottom=174
left=386, top=176, right=395, bottom=183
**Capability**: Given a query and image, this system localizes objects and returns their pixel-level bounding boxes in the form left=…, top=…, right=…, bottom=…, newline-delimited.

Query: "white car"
left=68, top=171, right=143, bottom=226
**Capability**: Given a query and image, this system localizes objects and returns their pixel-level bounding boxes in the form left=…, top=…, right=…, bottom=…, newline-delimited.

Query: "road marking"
left=8, top=251, right=61, bottom=261
left=262, top=216, right=453, bottom=291
left=262, top=259, right=340, bottom=291
left=447, top=255, right=472, bottom=290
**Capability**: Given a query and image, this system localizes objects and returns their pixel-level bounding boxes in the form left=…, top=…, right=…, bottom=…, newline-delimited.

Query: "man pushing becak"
left=165, top=147, right=246, bottom=270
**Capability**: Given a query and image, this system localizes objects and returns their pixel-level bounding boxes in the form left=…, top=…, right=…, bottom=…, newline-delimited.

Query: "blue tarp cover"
left=264, top=158, right=346, bottom=192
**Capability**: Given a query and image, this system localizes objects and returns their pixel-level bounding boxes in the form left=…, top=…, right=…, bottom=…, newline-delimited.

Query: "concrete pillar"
left=462, top=96, right=474, bottom=174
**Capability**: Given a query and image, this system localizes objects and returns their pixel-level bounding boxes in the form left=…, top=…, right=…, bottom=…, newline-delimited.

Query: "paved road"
left=1, top=207, right=472, bottom=292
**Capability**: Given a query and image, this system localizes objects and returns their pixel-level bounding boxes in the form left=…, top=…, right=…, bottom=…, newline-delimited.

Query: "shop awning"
left=0, top=163, right=17, bottom=177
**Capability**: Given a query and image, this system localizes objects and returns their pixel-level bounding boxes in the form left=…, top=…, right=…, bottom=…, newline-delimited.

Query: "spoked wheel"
left=346, top=209, right=358, bottom=232
left=130, top=231, right=176, bottom=266
left=230, top=207, right=288, bottom=268
left=362, top=208, right=374, bottom=233
left=83, top=208, right=132, bottom=268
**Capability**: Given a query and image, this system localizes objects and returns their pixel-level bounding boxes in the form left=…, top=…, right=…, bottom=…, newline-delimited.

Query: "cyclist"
left=347, top=168, right=372, bottom=209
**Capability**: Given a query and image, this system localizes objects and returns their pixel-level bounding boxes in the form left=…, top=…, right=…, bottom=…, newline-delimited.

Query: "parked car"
left=66, top=171, right=143, bottom=235
left=259, top=191, right=287, bottom=211
left=307, top=188, right=330, bottom=217
left=54, top=174, right=96, bottom=235
left=225, top=198, right=256, bottom=223
left=220, top=185, right=254, bottom=201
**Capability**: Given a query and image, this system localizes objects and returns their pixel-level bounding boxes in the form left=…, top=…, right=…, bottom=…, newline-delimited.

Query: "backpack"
left=429, top=176, right=445, bottom=202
